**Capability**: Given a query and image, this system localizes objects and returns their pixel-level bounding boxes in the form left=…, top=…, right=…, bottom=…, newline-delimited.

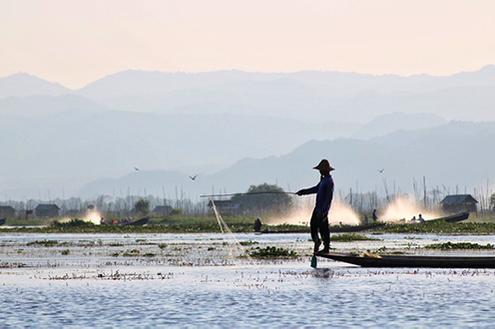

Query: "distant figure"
left=254, top=217, right=262, bottom=232
left=372, top=209, right=378, bottom=222
left=418, top=214, right=425, bottom=223
left=188, top=175, right=198, bottom=181
left=411, top=216, right=417, bottom=222
left=296, top=159, right=335, bottom=254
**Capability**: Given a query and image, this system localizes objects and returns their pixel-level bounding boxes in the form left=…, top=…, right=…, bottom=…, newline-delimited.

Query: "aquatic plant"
left=331, top=233, right=380, bottom=242
left=239, top=240, right=259, bottom=246
left=60, top=249, right=70, bottom=255
left=122, top=249, right=141, bottom=257
left=424, top=242, right=495, bottom=250
left=26, top=240, right=59, bottom=247
left=376, top=221, right=495, bottom=235
left=249, top=246, right=298, bottom=259
left=52, top=219, right=95, bottom=228
left=143, top=253, right=156, bottom=257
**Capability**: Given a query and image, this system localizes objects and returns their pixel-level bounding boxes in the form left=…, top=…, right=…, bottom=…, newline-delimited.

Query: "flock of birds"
left=132, top=166, right=385, bottom=184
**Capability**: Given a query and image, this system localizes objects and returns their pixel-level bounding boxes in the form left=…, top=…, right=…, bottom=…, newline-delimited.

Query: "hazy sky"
left=1, top=0, right=495, bottom=88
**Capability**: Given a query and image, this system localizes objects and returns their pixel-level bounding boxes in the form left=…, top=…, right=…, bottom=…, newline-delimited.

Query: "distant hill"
left=74, top=67, right=495, bottom=121
left=2, top=67, right=495, bottom=198
left=353, top=112, right=446, bottom=139
left=0, top=73, right=70, bottom=98
left=0, top=94, right=105, bottom=118
left=3, top=66, right=495, bottom=122
left=79, top=121, right=495, bottom=198
left=0, top=98, right=358, bottom=198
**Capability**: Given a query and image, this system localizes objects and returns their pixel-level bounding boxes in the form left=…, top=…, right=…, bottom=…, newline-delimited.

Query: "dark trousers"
left=310, top=210, right=330, bottom=246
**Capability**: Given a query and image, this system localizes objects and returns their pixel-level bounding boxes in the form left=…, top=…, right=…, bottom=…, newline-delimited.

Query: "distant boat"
left=428, top=212, right=469, bottom=223
left=121, top=217, right=149, bottom=226
left=0, top=218, right=5, bottom=226
left=317, top=252, right=495, bottom=268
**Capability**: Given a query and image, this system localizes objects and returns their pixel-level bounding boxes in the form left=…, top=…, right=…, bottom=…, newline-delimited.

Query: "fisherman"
left=418, top=214, right=425, bottom=223
left=296, top=159, right=334, bottom=254
left=254, top=217, right=262, bottom=232
left=372, top=209, right=378, bottom=222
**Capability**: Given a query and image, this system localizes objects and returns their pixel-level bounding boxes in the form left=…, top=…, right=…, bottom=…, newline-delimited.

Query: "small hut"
left=440, top=194, right=478, bottom=213
left=0, top=206, right=15, bottom=218
left=35, top=204, right=60, bottom=218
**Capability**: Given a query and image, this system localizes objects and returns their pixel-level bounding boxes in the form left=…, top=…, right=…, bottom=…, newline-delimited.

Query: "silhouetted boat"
left=124, top=217, right=149, bottom=226
left=317, top=252, right=495, bottom=268
left=261, top=222, right=386, bottom=234
left=428, top=212, right=469, bottom=223
left=0, top=218, right=5, bottom=226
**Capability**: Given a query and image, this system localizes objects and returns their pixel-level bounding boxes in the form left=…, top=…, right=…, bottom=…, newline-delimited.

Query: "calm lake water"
left=1, top=233, right=495, bottom=327
left=2, top=264, right=495, bottom=328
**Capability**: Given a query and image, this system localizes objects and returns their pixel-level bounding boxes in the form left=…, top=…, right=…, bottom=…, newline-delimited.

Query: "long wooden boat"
left=317, top=252, right=495, bottom=268
left=262, top=222, right=385, bottom=234
left=427, top=212, right=469, bottom=223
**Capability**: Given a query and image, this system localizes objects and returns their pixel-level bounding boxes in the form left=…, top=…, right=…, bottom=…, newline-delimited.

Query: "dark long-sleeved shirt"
left=298, top=175, right=334, bottom=216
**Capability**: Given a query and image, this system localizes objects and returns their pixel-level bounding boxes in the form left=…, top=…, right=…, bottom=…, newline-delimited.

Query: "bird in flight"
left=134, top=167, right=140, bottom=172
left=378, top=169, right=385, bottom=174
left=189, top=175, right=198, bottom=181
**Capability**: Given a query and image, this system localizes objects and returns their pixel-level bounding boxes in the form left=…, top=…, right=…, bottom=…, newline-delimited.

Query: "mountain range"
left=79, top=121, right=495, bottom=199
left=1, top=66, right=494, bottom=199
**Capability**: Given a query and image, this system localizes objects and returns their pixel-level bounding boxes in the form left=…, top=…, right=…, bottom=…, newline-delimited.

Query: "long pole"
left=200, top=191, right=296, bottom=198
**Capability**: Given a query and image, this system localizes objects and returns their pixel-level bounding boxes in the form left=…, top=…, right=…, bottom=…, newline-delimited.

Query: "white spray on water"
left=58, top=210, right=102, bottom=225
left=266, top=197, right=361, bottom=226
left=380, top=196, right=441, bottom=222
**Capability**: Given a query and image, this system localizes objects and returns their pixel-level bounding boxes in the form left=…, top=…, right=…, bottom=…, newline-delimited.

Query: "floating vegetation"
left=249, top=246, right=298, bottom=259
left=143, top=253, right=156, bottom=257
left=377, top=222, right=495, bottom=234
left=52, top=219, right=95, bottom=228
left=158, top=243, right=167, bottom=249
left=60, top=249, right=70, bottom=255
left=424, top=242, right=495, bottom=250
left=108, top=242, right=124, bottom=247
left=239, top=240, right=259, bottom=246
left=331, top=233, right=380, bottom=242
left=122, top=249, right=141, bottom=257
left=26, top=240, right=60, bottom=247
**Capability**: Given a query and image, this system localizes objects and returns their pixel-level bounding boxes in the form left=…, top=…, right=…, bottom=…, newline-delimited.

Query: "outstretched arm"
left=296, top=183, right=320, bottom=196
